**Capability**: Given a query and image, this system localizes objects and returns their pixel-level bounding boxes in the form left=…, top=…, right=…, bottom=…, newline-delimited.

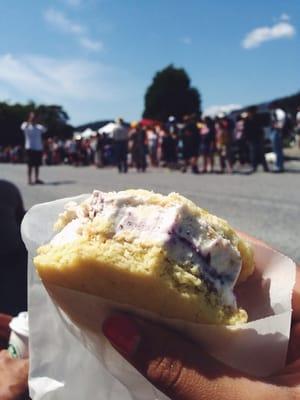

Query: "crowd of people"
left=1, top=105, right=300, bottom=180
left=103, top=105, right=299, bottom=174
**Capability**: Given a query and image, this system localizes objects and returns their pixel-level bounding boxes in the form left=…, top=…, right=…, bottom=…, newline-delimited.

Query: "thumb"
left=102, top=314, right=282, bottom=400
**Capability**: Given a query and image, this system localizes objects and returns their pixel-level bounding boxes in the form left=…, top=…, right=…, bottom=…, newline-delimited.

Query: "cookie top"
left=50, top=189, right=254, bottom=308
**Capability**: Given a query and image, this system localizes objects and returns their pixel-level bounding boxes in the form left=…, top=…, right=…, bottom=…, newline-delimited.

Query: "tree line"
left=0, top=64, right=299, bottom=146
left=0, top=102, right=73, bottom=146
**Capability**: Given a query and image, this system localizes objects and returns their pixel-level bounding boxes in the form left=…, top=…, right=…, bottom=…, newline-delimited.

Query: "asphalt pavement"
left=1, top=161, right=300, bottom=263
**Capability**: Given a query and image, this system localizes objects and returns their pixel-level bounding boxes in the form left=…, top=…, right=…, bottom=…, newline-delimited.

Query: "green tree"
left=0, top=101, right=35, bottom=146
left=36, top=104, right=73, bottom=140
left=0, top=102, right=73, bottom=146
left=143, top=65, right=201, bottom=122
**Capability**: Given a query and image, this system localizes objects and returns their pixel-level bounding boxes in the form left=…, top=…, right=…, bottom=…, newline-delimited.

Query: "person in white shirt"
left=270, top=103, right=285, bottom=172
left=112, top=118, right=129, bottom=173
left=21, top=112, right=46, bottom=184
left=296, top=107, right=300, bottom=125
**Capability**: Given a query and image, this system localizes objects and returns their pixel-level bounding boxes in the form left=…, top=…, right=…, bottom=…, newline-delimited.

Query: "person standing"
left=215, top=116, right=233, bottom=173
left=270, top=103, right=285, bottom=172
left=95, top=133, right=104, bottom=168
left=131, top=124, right=147, bottom=172
left=112, top=118, right=129, bottom=173
left=181, top=115, right=200, bottom=173
left=21, top=112, right=46, bottom=185
left=200, top=117, right=215, bottom=173
left=234, top=113, right=248, bottom=167
left=161, top=128, right=177, bottom=169
left=147, top=128, right=158, bottom=166
left=244, top=107, right=269, bottom=173
left=296, top=106, right=300, bottom=149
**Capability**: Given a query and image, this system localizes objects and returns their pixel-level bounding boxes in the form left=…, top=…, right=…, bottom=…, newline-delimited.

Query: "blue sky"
left=0, top=0, right=299, bottom=125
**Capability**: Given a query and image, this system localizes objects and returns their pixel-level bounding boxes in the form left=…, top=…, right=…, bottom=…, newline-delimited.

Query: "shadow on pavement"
left=282, top=169, right=300, bottom=174
left=284, top=155, right=300, bottom=161
left=44, top=180, right=76, bottom=186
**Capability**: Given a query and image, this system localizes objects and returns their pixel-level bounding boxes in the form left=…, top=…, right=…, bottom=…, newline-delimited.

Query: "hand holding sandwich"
left=103, top=266, right=300, bottom=400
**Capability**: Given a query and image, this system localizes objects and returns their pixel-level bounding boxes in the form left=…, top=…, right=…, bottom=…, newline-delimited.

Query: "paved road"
left=2, top=162, right=300, bottom=262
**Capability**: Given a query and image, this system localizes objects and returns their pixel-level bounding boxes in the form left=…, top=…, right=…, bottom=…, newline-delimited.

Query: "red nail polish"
left=102, top=314, right=141, bottom=357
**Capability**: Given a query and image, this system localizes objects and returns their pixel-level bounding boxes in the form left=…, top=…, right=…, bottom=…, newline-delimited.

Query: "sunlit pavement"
left=2, top=160, right=300, bottom=263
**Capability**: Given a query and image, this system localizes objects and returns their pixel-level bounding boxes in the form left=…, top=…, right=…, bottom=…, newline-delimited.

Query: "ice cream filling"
left=51, top=190, right=242, bottom=307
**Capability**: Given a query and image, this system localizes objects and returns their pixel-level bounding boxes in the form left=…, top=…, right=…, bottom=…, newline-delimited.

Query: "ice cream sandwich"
left=34, top=190, right=254, bottom=325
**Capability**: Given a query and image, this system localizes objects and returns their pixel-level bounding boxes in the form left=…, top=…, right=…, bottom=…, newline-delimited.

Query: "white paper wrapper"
left=21, top=195, right=296, bottom=400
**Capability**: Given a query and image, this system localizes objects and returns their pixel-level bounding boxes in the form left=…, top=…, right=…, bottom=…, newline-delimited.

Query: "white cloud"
left=44, top=8, right=102, bottom=52
left=0, top=53, right=141, bottom=123
left=44, top=9, right=84, bottom=35
left=280, top=13, right=290, bottom=22
left=203, top=104, right=242, bottom=117
left=0, top=53, right=126, bottom=100
left=242, top=21, right=296, bottom=49
left=79, top=37, right=103, bottom=52
left=180, top=36, right=192, bottom=45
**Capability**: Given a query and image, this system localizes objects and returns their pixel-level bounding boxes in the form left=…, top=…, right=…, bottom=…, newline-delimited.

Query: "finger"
left=269, top=359, right=300, bottom=388
left=0, top=350, right=29, bottom=397
left=287, top=322, right=300, bottom=364
left=292, top=267, right=300, bottom=322
left=103, top=314, right=284, bottom=400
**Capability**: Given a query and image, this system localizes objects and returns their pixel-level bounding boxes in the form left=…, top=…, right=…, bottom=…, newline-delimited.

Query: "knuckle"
left=146, top=355, right=184, bottom=391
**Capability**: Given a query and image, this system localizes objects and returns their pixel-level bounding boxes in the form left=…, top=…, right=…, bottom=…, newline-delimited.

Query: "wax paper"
left=21, top=195, right=296, bottom=400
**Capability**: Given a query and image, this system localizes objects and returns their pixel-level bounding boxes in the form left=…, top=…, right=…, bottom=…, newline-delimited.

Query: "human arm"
left=0, top=351, right=29, bottom=400
left=20, top=122, right=27, bottom=131
left=0, top=315, right=29, bottom=400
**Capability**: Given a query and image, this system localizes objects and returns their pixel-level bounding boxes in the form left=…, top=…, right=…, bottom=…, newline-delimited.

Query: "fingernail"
left=102, top=314, right=141, bottom=357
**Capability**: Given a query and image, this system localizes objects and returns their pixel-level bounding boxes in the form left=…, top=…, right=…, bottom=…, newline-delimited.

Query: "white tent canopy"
left=73, top=131, right=82, bottom=140
left=73, top=128, right=96, bottom=139
left=98, top=122, right=117, bottom=136
left=81, top=128, right=96, bottom=138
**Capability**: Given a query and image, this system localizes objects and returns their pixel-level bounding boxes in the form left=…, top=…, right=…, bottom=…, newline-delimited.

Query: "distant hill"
left=267, top=91, right=300, bottom=115
left=75, top=120, right=113, bottom=132
left=232, top=91, right=300, bottom=118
